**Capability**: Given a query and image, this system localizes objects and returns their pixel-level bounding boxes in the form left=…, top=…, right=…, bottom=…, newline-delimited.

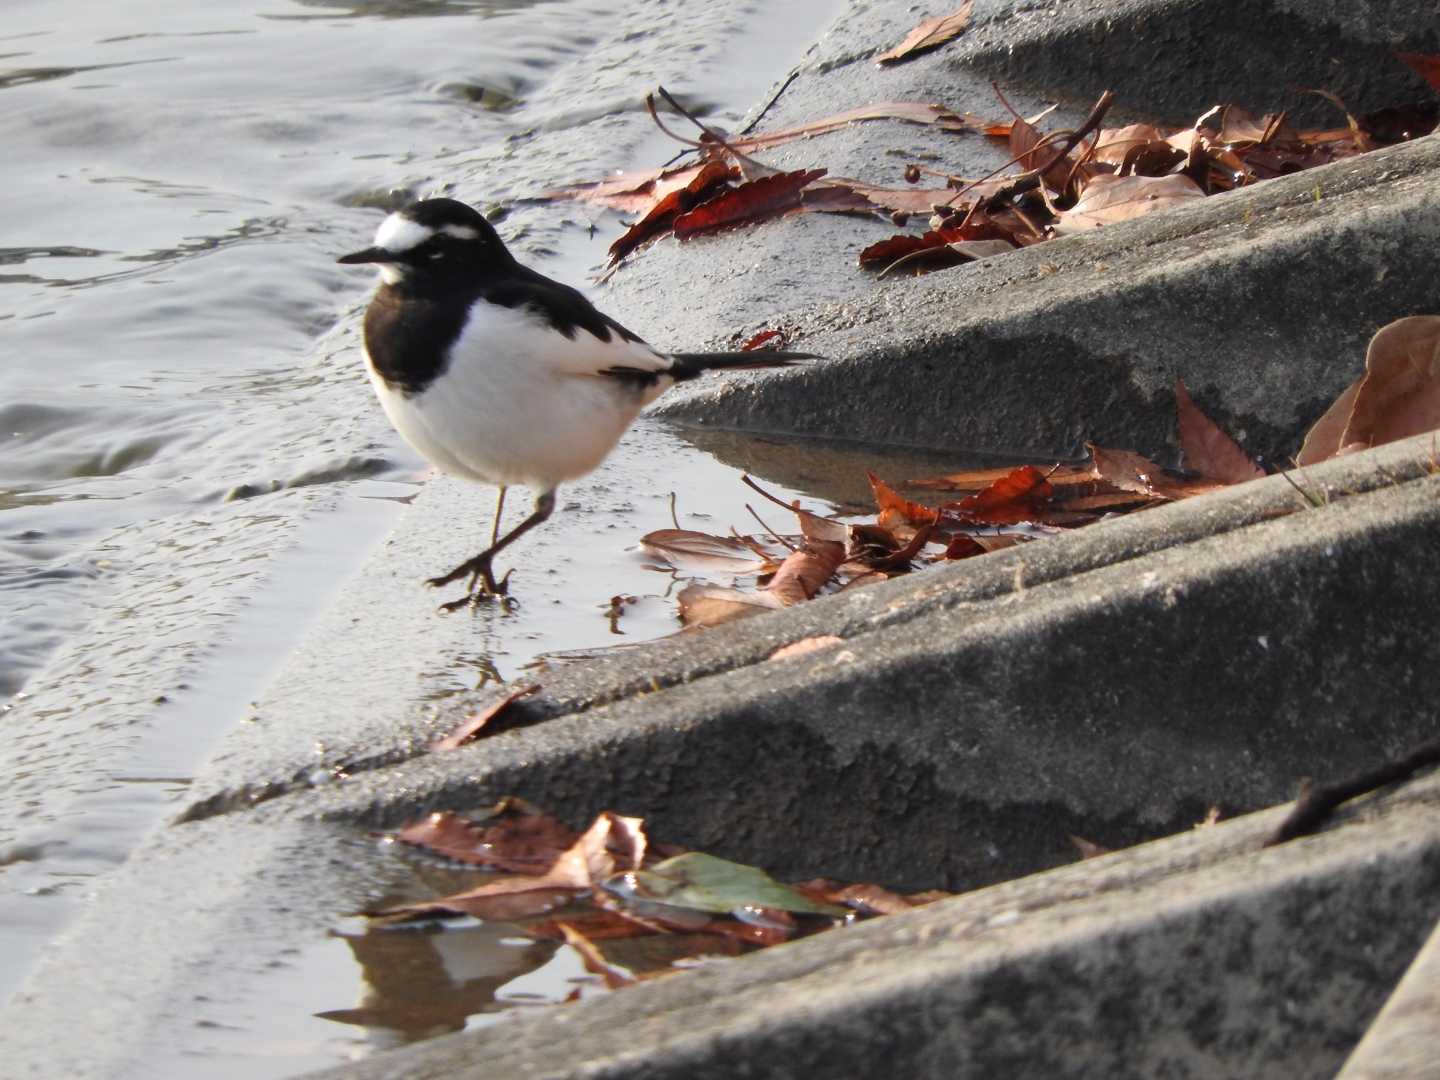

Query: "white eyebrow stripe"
left=374, top=214, right=434, bottom=253
left=441, top=224, right=479, bottom=240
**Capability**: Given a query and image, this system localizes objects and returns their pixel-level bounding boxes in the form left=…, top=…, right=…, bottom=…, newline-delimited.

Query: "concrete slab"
left=6, top=0, right=1440, bottom=1076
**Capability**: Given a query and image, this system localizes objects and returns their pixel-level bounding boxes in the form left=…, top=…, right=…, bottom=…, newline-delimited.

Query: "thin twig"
left=740, top=68, right=802, bottom=136
left=745, top=504, right=797, bottom=551
left=668, top=491, right=681, bottom=530
left=1265, top=734, right=1440, bottom=846
left=654, top=86, right=779, bottom=179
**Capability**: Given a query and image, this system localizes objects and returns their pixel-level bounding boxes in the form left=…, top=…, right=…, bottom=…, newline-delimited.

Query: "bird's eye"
left=428, top=249, right=446, bottom=260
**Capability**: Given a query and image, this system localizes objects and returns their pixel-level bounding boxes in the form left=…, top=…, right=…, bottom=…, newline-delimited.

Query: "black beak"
left=337, top=246, right=395, bottom=265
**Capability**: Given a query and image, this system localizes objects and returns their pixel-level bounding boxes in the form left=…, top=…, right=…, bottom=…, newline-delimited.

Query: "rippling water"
left=0, top=0, right=856, bottom=1031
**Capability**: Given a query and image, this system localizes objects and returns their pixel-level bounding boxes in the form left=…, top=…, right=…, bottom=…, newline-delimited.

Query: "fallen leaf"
left=676, top=582, right=783, bottom=628
left=539, top=161, right=725, bottom=214
left=377, top=811, right=647, bottom=922
left=876, top=0, right=975, bottom=65
left=640, top=528, right=777, bottom=576
left=1337, top=315, right=1440, bottom=453
left=1070, top=834, right=1111, bottom=859
left=430, top=683, right=541, bottom=751
left=394, top=800, right=579, bottom=873
left=1090, top=123, right=1173, bottom=166
left=601, top=852, right=848, bottom=918
left=672, top=169, right=826, bottom=237
left=764, top=540, right=846, bottom=605
left=741, top=329, right=785, bottom=351
left=1397, top=51, right=1440, bottom=94
left=608, top=159, right=734, bottom=263
left=768, top=635, right=845, bottom=661
left=1175, top=378, right=1265, bottom=484
left=1295, top=376, right=1363, bottom=466
left=868, top=471, right=941, bottom=527
left=823, top=883, right=917, bottom=915
left=949, top=465, right=1053, bottom=523
left=1052, top=174, right=1205, bottom=234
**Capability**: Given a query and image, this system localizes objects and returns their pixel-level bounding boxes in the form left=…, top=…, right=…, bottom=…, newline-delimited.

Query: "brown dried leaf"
left=1091, top=123, right=1172, bottom=166
left=430, top=683, right=541, bottom=751
left=1338, top=315, right=1440, bottom=453
left=1070, top=834, right=1111, bottom=859
left=764, top=540, right=846, bottom=605
left=876, top=1, right=975, bottom=65
left=1175, top=379, right=1264, bottom=484
left=640, top=529, right=776, bottom=576
left=676, top=583, right=783, bottom=628
left=1053, top=174, right=1204, bottom=234
left=394, top=801, right=580, bottom=873
left=672, top=169, right=826, bottom=238
left=1295, top=376, right=1364, bottom=467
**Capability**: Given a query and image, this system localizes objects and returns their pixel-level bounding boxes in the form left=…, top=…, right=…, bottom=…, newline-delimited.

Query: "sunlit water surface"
left=0, top=0, right=883, bottom=1066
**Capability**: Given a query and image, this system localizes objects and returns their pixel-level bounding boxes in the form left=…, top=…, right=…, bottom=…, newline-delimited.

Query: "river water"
left=1, top=0, right=860, bottom=1025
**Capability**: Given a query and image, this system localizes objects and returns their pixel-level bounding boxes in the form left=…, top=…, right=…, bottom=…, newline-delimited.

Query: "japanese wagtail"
left=338, top=197, right=812, bottom=610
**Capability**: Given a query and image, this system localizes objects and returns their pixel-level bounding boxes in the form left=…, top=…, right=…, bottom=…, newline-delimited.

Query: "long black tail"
left=668, top=350, right=819, bottom=383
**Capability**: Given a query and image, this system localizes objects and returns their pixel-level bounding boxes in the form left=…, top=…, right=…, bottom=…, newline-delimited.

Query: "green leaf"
left=604, top=852, right=847, bottom=917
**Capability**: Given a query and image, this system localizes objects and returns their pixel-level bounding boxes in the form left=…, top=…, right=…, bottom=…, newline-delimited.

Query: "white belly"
left=366, top=301, right=670, bottom=491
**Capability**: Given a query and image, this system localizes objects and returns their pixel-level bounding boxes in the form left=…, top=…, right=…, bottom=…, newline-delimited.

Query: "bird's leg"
left=429, top=488, right=557, bottom=611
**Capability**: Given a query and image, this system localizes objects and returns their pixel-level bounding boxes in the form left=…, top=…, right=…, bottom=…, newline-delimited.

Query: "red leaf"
left=607, top=159, right=734, bottom=263
left=672, top=169, right=827, bottom=237
left=1397, top=51, right=1440, bottom=94
left=741, top=329, right=786, bottom=351
left=949, top=465, right=1053, bottom=523
left=1175, top=379, right=1265, bottom=484
left=867, top=471, right=940, bottom=528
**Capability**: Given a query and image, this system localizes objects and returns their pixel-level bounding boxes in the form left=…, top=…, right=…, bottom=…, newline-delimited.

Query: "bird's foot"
left=429, top=557, right=515, bottom=613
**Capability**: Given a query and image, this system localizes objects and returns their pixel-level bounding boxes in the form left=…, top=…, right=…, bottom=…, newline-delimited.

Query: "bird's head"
left=337, top=198, right=512, bottom=287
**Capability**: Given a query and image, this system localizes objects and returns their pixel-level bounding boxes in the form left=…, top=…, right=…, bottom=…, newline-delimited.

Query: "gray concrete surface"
left=5, top=0, right=1440, bottom=1077
left=1340, top=916, right=1440, bottom=1080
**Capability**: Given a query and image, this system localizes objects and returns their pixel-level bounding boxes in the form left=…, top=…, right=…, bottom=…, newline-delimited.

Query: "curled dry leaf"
left=1334, top=315, right=1440, bottom=454
left=764, top=540, right=847, bottom=605
left=1175, top=379, right=1265, bottom=484
left=876, top=0, right=975, bottom=65
left=607, top=159, right=735, bottom=263
left=867, top=471, right=941, bottom=527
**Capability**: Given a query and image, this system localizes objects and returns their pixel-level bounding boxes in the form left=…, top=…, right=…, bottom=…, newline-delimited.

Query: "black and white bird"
left=338, top=197, right=811, bottom=610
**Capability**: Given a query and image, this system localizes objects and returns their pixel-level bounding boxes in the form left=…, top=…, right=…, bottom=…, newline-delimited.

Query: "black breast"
left=362, top=286, right=476, bottom=396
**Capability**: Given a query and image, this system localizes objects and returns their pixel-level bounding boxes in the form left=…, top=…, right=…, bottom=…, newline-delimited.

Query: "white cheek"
left=378, top=263, right=405, bottom=285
